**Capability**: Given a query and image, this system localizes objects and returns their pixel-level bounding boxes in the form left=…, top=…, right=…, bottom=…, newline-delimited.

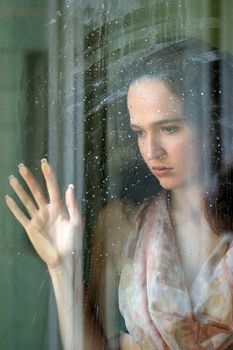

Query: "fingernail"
left=5, top=195, right=10, bottom=200
left=68, top=184, right=74, bottom=190
left=41, top=158, right=51, bottom=176
left=9, top=175, right=17, bottom=184
left=18, top=163, right=27, bottom=175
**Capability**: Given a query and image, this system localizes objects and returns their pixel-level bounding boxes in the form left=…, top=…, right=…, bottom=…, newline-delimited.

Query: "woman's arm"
left=5, top=160, right=108, bottom=350
left=49, top=262, right=108, bottom=350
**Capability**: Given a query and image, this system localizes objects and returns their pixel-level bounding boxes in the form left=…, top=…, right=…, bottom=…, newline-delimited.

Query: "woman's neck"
left=171, top=183, right=204, bottom=219
left=170, top=184, right=221, bottom=293
left=170, top=182, right=221, bottom=240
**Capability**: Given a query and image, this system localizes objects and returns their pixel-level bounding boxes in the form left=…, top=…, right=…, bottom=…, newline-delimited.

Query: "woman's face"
left=127, top=78, right=201, bottom=190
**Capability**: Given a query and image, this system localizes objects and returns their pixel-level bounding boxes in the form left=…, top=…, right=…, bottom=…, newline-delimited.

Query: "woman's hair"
left=123, top=38, right=233, bottom=233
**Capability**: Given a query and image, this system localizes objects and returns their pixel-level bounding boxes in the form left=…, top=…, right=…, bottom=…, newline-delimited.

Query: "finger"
left=9, top=175, right=38, bottom=217
left=18, top=163, right=47, bottom=207
left=65, top=184, right=81, bottom=225
left=5, top=195, right=30, bottom=228
left=41, top=159, right=61, bottom=204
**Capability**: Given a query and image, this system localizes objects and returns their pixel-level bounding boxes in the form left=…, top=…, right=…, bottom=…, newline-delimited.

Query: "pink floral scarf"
left=119, top=192, right=233, bottom=350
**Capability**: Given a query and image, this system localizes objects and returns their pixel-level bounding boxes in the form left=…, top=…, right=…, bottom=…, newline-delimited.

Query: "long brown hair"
left=123, top=38, right=233, bottom=233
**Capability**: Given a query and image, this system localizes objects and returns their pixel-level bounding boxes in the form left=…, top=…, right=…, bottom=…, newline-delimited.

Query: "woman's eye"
left=161, top=126, right=179, bottom=134
left=132, top=130, right=145, bottom=138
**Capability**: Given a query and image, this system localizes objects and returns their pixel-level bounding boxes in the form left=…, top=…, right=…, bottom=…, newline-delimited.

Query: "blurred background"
left=0, top=0, right=233, bottom=349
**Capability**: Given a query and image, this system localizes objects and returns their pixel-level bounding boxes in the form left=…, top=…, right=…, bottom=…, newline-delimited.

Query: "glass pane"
left=1, top=1, right=233, bottom=349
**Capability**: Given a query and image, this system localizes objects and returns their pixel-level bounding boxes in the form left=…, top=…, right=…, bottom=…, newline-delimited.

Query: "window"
left=1, top=1, right=233, bottom=349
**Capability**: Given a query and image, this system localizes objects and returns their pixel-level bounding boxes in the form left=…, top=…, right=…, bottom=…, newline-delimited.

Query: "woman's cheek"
left=138, top=139, right=146, bottom=159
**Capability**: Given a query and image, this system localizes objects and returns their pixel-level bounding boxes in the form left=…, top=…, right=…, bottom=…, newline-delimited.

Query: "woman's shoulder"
left=92, top=200, right=144, bottom=269
left=92, top=192, right=166, bottom=272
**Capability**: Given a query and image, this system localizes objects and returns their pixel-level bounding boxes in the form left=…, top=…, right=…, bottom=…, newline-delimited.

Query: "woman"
left=5, top=38, right=233, bottom=349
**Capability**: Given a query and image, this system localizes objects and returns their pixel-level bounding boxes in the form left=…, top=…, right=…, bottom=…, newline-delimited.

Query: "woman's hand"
left=5, top=159, right=83, bottom=270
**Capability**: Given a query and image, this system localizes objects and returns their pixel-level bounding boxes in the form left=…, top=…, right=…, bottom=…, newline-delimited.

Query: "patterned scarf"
left=119, top=192, right=233, bottom=350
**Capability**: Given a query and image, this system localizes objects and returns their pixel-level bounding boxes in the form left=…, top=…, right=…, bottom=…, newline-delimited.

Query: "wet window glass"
left=2, top=1, right=233, bottom=349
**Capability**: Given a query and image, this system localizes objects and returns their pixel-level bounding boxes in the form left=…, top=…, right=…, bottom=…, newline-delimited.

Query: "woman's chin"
left=158, top=181, right=176, bottom=190
left=159, top=178, right=201, bottom=191
left=158, top=179, right=186, bottom=191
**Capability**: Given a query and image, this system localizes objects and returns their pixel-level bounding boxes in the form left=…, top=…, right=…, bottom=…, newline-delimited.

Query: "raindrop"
left=49, top=18, right=56, bottom=24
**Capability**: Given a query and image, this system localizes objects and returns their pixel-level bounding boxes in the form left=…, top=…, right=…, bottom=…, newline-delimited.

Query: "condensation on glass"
left=1, top=1, right=233, bottom=350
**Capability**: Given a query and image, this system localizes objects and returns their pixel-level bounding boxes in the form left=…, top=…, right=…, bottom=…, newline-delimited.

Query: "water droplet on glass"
left=49, top=18, right=57, bottom=24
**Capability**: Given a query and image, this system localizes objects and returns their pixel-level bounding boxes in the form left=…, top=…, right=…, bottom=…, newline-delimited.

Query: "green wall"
left=0, top=1, right=52, bottom=349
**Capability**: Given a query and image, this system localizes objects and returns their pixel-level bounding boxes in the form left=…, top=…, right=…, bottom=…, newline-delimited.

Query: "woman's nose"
left=145, top=137, right=167, bottom=160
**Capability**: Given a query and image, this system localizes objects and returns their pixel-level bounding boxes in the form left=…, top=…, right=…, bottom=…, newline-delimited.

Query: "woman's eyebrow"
left=130, top=124, right=142, bottom=129
left=130, top=117, right=185, bottom=129
left=155, top=117, right=185, bottom=126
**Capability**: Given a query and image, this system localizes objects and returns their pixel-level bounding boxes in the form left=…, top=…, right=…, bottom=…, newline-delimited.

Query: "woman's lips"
left=151, top=167, right=173, bottom=177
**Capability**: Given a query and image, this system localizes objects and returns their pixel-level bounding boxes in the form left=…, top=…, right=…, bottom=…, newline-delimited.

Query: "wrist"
left=48, top=254, right=81, bottom=278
